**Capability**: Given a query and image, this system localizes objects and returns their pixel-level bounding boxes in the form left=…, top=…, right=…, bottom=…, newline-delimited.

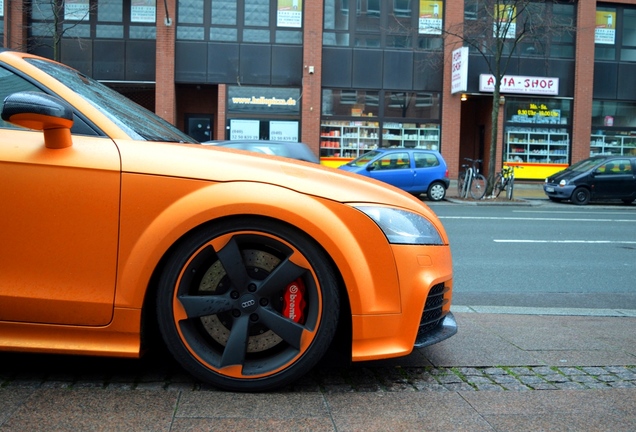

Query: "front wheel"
left=156, top=217, right=340, bottom=392
left=470, top=174, right=487, bottom=200
left=457, top=171, right=467, bottom=197
left=492, top=175, right=504, bottom=198
left=427, top=181, right=446, bottom=201
left=571, top=187, right=590, bottom=205
left=506, top=177, right=515, bottom=200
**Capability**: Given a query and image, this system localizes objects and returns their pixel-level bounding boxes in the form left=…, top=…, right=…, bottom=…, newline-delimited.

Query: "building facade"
left=3, top=0, right=636, bottom=180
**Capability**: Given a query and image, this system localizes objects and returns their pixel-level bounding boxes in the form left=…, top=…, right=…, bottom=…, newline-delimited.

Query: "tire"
left=457, top=171, right=467, bottom=197
left=571, top=187, right=590, bottom=205
left=470, top=174, right=487, bottom=200
left=156, top=217, right=340, bottom=392
left=493, top=175, right=504, bottom=198
left=506, top=177, right=514, bottom=200
left=427, top=181, right=446, bottom=201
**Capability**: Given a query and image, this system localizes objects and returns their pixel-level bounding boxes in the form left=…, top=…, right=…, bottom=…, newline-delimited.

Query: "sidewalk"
left=1, top=312, right=635, bottom=431
left=447, top=180, right=549, bottom=203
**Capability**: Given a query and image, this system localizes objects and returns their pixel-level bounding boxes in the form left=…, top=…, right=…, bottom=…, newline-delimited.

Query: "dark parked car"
left=339, top=148, right=450, bottom=201
left=205, top=140, right=320, bottom=163
left=543, top=155, right=636, bottom=205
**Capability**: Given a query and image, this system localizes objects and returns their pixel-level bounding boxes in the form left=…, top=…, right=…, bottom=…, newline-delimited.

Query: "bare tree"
left=440, top=0, right=576, bottom=194
left=27, top=0, right=95, bottom=62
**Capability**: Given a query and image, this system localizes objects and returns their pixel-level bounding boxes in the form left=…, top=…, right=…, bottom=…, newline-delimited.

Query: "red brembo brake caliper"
left=282, top=278, right=306, bottom=324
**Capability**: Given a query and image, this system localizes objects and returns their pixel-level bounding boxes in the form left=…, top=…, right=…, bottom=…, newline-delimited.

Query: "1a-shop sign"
left=479, top=74, right=559, bottom=96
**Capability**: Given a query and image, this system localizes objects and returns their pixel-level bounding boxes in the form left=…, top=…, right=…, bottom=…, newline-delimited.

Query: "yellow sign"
left=419, top=1, right=443, bottom=35
left=595, top=10, right=616, bottom=45
left=494, top=5, right=516, bottom=39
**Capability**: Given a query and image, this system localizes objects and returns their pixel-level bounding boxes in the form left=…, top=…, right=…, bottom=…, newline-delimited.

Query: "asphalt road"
left=428, top=201, right=636, bottom=311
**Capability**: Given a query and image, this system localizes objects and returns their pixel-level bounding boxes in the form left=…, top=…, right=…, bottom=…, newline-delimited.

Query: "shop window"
left=504, top=97, right=572, bottom=173
left=590, top=100, right=636, bottom=156
left=321, top=89, right=440, bottom=161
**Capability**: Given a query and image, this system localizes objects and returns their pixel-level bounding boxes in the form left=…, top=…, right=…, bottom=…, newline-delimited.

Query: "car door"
left=0, top=69, right=121, bottom=326
left=413, top=151, right=442, bottom=192
left=366, top=151, right=415, bottom=191
left=591, top=158, right=634, bottom=199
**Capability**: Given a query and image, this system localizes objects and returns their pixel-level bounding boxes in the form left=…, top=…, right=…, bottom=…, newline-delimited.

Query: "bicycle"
left=492, top=165, right=522, bottom=200
left=457, top=158, right=486, bottom=199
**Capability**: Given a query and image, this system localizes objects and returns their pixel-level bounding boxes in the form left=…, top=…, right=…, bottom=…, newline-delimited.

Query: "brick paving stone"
left=554, top=381, right=587, bottom=390
left=508, top=367, right=534, bottom=376
left=559, top=367, right=586, bottom=376
left=491, top=374, right=520, bottom=384
left=531, top=383, right=559, bottom=390
left=597, top=374, right=620, bottom=382
left=483, top=367, right=507, bottom=375
left=541, top=374, right=570, bottom=383
left=457, top=367, right=486, bottom=376
left=530, top=366, right=556, bottom=375
left=437, top=374, right=464, bottom=384
left=584, top=382, right=611, bottom=389
left=443, top=382, right=476, bottom=391
left=608, top=381, right=636, bottom=388
left=518, top=375, right=548, bottom=385
left=571, top=374, right=601, bottom=383
left=581, top=366, right=608, bottom=375
left=413, top=383, right=449, bottom=392
left=501, top=383, right=533, bottom=391
left=469, top=376, right=496, bottom=385
left=474, top=383, right=506, bottom=391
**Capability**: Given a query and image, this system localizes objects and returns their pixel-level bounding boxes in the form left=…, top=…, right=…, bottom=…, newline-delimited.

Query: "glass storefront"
left=321, top=89, right=441, bottom=166
left=503, top=97, right=572, bottom=179
left=226, top=86, right=301, bottom=141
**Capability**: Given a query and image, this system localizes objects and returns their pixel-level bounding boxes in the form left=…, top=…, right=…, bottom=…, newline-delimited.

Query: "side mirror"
left=366, top=164, right=376, bottom=172
left=2, top=91, right=74, bottom=149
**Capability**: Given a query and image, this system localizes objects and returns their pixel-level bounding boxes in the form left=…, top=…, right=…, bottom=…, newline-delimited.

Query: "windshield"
left=26, top=58, right=196, bottom=143
left=346, top=150, right=381, bottom=167
left=567, top=157, right=604, bottom=173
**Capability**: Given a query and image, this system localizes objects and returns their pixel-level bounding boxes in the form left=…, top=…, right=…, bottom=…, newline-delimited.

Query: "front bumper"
left=414, top=312, right=457, bottom=348
left=543, top=183, right=575, bottom=199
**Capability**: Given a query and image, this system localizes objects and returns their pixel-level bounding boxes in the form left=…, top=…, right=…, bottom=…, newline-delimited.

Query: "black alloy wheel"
left=156, top=217, right=340, bottom=392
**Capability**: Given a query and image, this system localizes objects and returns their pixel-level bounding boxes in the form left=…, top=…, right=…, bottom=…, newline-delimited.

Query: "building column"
left=5, top=1, right=28, bottom=50
left=441, top=0, right=464, bottom=178
left=300, top=1, right=324, bottom=155
left=217, top=84, right=227, bottom=140
left=155, top=0, right=176, bottom=124
left=571, top=0, right=597, bottom=163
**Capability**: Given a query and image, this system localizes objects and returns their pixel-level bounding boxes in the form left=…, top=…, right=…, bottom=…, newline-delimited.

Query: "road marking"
left=494, top=239, right=636, bottom=244
left=452, top=305, right=636, bottom=317
left=439, top=216, right=636, bottom=222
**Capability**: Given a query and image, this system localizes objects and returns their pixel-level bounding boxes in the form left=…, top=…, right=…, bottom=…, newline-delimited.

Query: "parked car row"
left=544, top=155, right=636, bottom=205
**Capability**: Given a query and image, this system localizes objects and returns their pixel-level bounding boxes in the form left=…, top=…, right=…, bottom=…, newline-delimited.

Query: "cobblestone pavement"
left=2, top=351, right=635, bottom=393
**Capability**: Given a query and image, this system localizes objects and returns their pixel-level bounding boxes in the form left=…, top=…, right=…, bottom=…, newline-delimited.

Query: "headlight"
left=353, top=206, right=443, bottom=245
left=559, top=179, right=568, bottom=187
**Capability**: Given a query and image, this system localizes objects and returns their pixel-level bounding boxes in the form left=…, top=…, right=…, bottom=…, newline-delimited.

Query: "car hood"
left=547, top=169, right=584, bottom=184
left=116, top=140, right=428, bottom=211
left=338, top=164, right=365, bottom=174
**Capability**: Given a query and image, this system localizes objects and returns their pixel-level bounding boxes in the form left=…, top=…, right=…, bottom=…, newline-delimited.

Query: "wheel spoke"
left=220, top=314, right=250, bottom=368
left=258, top=257, right=305, bottom=297
left=178, top=294, right=233, bottom=319
left=216, top=236, right=250, bottom=289
left=259, top=308, right=305, bottom=350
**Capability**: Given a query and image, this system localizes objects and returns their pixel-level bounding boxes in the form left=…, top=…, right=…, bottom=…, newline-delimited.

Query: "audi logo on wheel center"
left=241, top=299, right=255, bottom=309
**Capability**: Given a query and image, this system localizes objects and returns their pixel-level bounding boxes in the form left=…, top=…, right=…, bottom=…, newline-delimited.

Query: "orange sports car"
left=0, top=50, right=455, bottom=392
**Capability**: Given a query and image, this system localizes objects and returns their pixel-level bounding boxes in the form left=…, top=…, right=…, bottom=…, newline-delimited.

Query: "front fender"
left=115, top=174, right=401, bottom=316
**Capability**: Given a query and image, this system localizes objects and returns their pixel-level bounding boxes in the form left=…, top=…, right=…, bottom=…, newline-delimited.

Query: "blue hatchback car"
left=339, top=148, right=450, bottom=201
